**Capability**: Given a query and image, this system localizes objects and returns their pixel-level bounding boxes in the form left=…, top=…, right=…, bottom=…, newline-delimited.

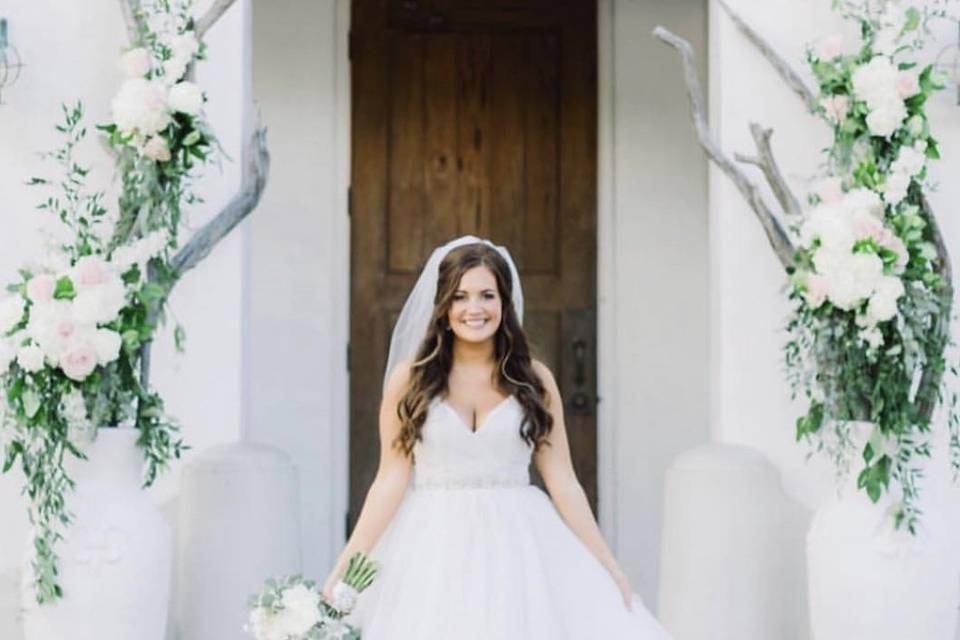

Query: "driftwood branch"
left=195, top=0, right=238, bottom=38
left=717, top=0, right=818, bottom=112
left=734, top=123, right=803, bottom=218
left=915, top=195, right=955, bottom=421
left=138, top=119, right=270, bottom=390
left=171, top=119, right=270, bottom=276
left=119, top=0, right=147, bottom=45
left=652, top=26, right=796, bottom=270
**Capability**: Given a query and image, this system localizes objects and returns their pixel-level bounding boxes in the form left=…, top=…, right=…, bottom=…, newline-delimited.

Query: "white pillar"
left=658, top=443, right=810, bottom=639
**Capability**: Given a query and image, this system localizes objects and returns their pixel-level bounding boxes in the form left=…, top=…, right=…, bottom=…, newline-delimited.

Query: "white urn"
left=806, top=421, right=960, bottom=639
left=20, top=426, right=172, bottom=640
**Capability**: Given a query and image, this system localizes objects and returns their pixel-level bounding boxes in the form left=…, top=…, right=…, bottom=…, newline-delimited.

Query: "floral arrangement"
left=246, top=553, right=380, bottom=640
left=0, top=0, right=216, bottom=603
left=786, top=0, right=957, bottom=531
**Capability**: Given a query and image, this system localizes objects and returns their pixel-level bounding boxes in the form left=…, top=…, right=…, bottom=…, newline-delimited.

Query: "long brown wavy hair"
left=392, top=242, right=554, bottom=458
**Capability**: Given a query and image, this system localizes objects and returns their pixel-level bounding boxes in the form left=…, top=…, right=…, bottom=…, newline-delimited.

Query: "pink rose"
left=56, top=317, right=78, bottom=341
left=852, top=210, right=884, bottom=241
left=815, top=34, right=844, bottom=60
left=821, top=95, right=849, bottom=124
left=74, top=256, right=110, bottom=287
left=143, top=136, right=172, bottom=162
left=26, top=274, right=56, bottom=303
left=896, top=72, right=919, bottom=98
left=803, top=273, right=828, bottom=308
left=814, top=177, right=844, bottom=204
left=60, top=342, right=98, bottom=381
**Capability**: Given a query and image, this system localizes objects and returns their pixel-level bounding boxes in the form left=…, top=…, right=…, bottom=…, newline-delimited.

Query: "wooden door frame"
left=328, top=0, right=622, bottom=560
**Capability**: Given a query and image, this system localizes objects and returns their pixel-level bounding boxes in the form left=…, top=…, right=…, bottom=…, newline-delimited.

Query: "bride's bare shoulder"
left=530, top=358, right=561, bottom=397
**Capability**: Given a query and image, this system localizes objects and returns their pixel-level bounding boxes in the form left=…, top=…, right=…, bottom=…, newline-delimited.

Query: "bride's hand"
left=610, top=568, right=633, bottom=611
left=321, top=570, right=341, bottom=603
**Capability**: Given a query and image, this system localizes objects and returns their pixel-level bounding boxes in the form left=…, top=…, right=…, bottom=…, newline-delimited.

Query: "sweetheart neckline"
left=437, top=394, right=516, bottom=436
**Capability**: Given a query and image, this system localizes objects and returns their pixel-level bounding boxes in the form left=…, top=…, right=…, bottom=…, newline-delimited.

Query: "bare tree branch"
left=170, top=118, right=270, bottom=277
left=120, top=0, right=147, bottom=46
left=195, top=0, right=238, bottom=38
left=743, top=123, right=803, bottom=218
left=716, top=0, right=818, bottom=113
left=137, top=118, right=270, bottom=390
left=915, top=195, right=955, bottom=421
left=652, top=26, right=796, bottom=271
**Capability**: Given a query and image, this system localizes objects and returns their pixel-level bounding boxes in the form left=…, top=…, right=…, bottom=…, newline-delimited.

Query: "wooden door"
left=349, top=0, right=597, bottom=535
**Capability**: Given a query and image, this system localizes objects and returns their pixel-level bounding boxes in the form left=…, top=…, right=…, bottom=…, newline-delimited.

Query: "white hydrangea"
left=117, top=47, right=152, bottom=78
left=16, top=344, right=45, bottom=373
left=798, top=188, right=906, bottom=319
left=111, top=78, right=171, bottom=137
left=168, top=81, right=204, bottom=115
left=852, top=56, right=907, bottom=137
left=329, top=581, right=359, bottom=613
left=278, top=584, right=322, bottom=634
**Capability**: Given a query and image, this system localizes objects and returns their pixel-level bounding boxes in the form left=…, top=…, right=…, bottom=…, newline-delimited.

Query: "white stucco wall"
left=248, top=0, right=351, bottom=583
left=600, top=0, right=710, bottom=607
left=0, top=1, right=249, bottom=636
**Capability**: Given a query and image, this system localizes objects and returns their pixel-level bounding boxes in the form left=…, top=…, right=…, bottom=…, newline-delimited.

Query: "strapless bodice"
left=411, top=395, right=532, bottom=490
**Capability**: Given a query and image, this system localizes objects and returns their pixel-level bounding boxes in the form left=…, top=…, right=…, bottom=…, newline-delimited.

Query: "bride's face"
left=447, top=265, right=502, bottom=343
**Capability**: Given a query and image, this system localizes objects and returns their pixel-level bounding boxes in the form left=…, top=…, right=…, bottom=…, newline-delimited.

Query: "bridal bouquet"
left=0, top=0, right=215, bottom=603
left=785, top=0, right=958, bottom=530
left=246, top=553, right=380, bottom=640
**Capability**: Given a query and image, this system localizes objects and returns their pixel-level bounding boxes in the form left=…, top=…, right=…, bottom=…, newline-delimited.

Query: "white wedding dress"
left=345, top=394, right=672, bottom=639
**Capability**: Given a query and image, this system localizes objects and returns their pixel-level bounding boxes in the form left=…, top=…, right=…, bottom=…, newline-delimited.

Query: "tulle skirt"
left=345, top=483, right=672, bottom=639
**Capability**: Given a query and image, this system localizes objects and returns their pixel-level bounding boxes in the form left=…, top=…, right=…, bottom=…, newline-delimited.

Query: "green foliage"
left=788, top=1, right=958, bottom=533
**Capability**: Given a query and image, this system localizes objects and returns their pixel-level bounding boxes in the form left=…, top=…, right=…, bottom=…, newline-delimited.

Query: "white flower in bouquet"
left=246, top=608, right=291, bottom=640
left=852, top=56, right=907, bottom=137
left=279, top=584, right=323, bottom=634
left=859, top=325, right=885, bottom=350
left=16, top=344, right=45, bottom=373
left=821, top=94, right=850, bottom=125
left=0, top=297, right=24, bottom=335
left=25, top=274, right=57, bottom=305
left=143, top=135, right=172, bottom=162
left=93, top=329, right=122, bottom=364
left=814, top=33, right=845, bottom=60
left=26, top=299, right=73, bottom=361
left=168, top=81, right=204, bottom=115
left=891, top=145, right=926, bottom=177
left=329, top=582, right=359, bottom=614
left=59, top=340, right=99, bottom=382
left=859, top=275, right=905, bottom=326
left=865, top=99, right=907, bottom=138
left=72, top=280, right=126, bottom=325
left=896, top=71, right=920, bottom=98
left=853, top=56, right=900, bottom=106
left=881, top=170, right=911, bottom=205
left=814, top=176, right=844, bottom=204
left=118, top=47, right=152, bottom=78
left=170, top=32, right=200, bottom=61
left=111, top=78, right=171, bottom=137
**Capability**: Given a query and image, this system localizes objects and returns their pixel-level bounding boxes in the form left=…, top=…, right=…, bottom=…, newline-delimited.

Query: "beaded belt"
left=413, top=470, right=530, bottom=490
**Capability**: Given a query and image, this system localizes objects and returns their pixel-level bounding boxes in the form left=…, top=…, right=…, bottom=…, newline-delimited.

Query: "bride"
left=323, top=235, right=671, bottom=638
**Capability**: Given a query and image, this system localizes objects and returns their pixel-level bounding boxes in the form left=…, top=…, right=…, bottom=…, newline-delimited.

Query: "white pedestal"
left=176, top=442, right=301, bottom=640
left=658, top=443, right=810, bottom=640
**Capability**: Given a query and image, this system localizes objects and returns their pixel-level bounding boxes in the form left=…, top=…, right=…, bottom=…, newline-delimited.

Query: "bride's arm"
left=531, top=360, right=633, bottom=600
left=322, top=360, right=415, bottom=599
